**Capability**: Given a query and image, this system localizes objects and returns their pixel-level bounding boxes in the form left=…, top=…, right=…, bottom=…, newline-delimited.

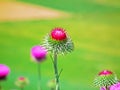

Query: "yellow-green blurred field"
left=0, top=0, right=120, bottom=90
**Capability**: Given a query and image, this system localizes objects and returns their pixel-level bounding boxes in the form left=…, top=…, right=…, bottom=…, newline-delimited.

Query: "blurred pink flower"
left=19, top=77, right=25, bottom=81
left=0, top=64, right=10, bottom=80
left=51, top=28, right=67, bottom=41
left=31, top=46, right=47, bottom=62
left=99, top=70, right=113, bottom=76
left=110, top=82, right=120, bottom=90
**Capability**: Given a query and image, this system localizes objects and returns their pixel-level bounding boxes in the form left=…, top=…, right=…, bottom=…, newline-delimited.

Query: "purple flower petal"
left=110, top=82, right=120, bottom=90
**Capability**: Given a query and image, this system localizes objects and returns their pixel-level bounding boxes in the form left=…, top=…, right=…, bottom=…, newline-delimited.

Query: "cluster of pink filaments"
left=99, top=70, right=113, bottom=76
left=51, top=28, right=67, bottom=41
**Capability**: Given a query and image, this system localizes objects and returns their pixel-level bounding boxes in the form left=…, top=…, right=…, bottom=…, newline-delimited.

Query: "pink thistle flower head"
left=51, top=28, right=67, bottom=41
left=43, top=27, right=74, bottom=54
left=94, top=70, right=118, bottom=87
left=0, top=64, right=10, bottom=80
left=99, top=70, right=113, bottom=76
left=110, top=82, right=120, bottom=90
left=31, top=45, right=47, bottom=62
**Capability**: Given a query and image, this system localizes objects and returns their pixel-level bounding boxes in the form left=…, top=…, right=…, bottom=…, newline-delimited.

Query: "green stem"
left=0, top=82, right=2, bottom=90
left=37, top=63, right=42, bottom=90
left=21, top=87, right=24, bottom=90
left=106, top=86, right=109, bottom=90
left=53, top=52, right=60, bottom=90
left=51, top=88, right=55, bottom=90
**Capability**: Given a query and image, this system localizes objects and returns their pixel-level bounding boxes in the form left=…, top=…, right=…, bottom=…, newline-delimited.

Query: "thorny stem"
left=37, top=63, right=42, bottom=90
left=53, top=51, right=60, bottom=90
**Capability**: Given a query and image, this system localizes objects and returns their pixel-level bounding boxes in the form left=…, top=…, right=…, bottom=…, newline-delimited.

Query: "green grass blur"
left=19, top=0, right=120, bottom=13
left=0, top=0, right=120, bottom=90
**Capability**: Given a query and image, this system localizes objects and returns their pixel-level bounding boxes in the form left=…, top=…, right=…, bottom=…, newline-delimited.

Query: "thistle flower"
left=43, top=27, right=74, bottom=54
left=0, top=64, right=10, bottom=80
left=15, top=76, right=29, bottom=89
left=110, top=82, right=120, bottom=90
left=43, top=27, right=74, bottom=90
left=94, top=70, right=118, bottom=88
left=31, top=45, right=47, bottom=62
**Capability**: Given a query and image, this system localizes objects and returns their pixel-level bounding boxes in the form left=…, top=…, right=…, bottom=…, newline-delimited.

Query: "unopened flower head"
left=31, top=45, right=47, bottom=62
left=51, top=28, right=67, bottom=41
left=47, top=79, right=56, bottom=89
left=15, top=76, right=29, bottom=88
left=0, top=64, right=10, bottom=80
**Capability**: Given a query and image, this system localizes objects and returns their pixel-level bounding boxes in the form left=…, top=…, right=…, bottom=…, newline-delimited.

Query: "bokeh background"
left=0, top=0, right=120, bottom=90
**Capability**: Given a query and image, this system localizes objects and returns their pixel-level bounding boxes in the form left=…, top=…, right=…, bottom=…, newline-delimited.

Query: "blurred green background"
left=0, top=0, right=120, bottom=90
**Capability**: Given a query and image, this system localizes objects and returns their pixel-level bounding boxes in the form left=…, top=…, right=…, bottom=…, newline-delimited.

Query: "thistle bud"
left=15, top=76, right=29, bottom=88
